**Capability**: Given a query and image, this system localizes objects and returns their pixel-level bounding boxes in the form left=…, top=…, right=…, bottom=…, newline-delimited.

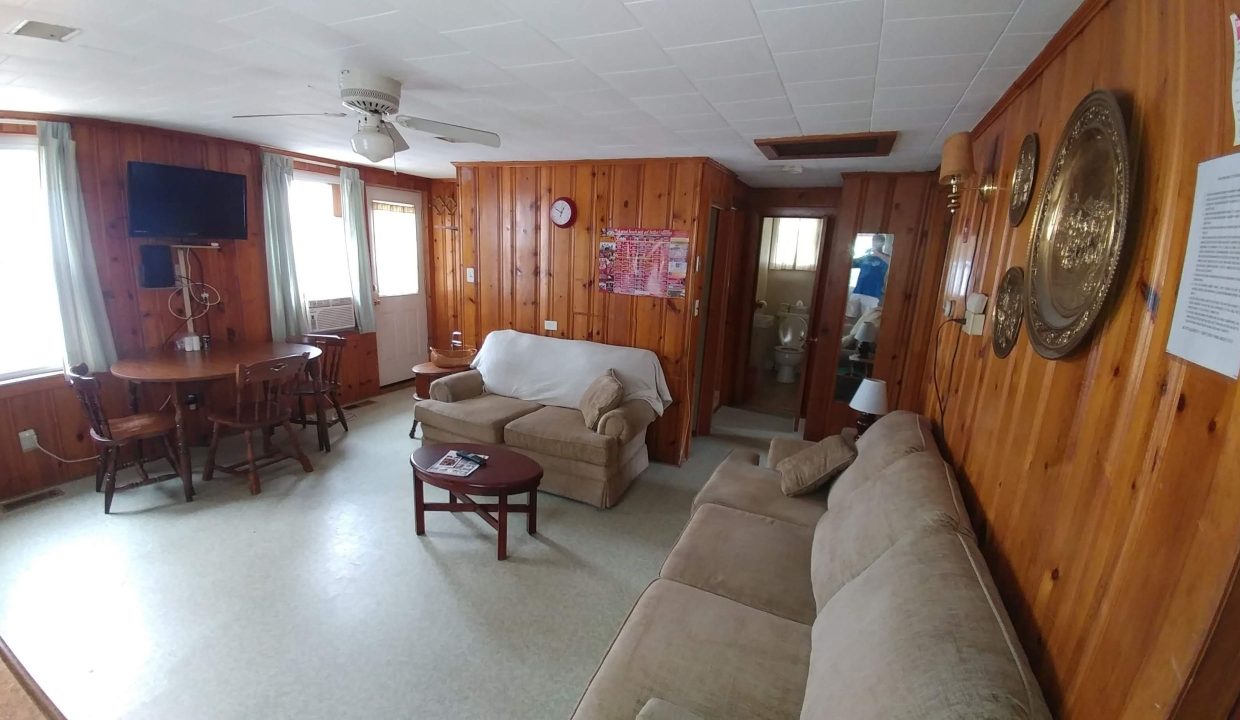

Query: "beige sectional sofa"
left=572, top=411, right=1051, bottom=720
left=414, top=331, right=671, bottom=509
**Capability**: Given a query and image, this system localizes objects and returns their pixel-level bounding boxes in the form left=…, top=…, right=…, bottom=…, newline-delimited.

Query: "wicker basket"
left=429, top=345, right=476, bottom=369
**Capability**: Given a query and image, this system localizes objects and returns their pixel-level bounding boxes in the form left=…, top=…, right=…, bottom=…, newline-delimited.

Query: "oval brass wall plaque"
left=993, top=266, right=1024, bottom=358
left=1009, top=133, right=1038, bottom=226
left=1024, top=91, right=1131, bottom=359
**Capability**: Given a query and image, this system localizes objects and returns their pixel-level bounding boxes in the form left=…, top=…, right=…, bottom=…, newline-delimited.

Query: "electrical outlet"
left=18, top=429, right=37, bottom=453
left=543, top=319, right=558, bottom=331
left=465, top=267, right=476, bottom=283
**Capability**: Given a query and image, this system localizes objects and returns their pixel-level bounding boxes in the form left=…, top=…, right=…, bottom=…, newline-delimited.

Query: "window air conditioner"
left=307, top=297, right=355, bottom=332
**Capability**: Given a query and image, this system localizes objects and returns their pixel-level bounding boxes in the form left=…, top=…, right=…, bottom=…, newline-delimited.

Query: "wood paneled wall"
left=925, top=0, right=1240, bottom=717
left=443, top=158, right=735, bottom=463
left=0, top=115, right=428, bottom=501
left=802, top=171, right=947, bottom=439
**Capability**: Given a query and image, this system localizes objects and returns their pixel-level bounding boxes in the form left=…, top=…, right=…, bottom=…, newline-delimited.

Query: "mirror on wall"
left=835, top=232, right=894, bottom=401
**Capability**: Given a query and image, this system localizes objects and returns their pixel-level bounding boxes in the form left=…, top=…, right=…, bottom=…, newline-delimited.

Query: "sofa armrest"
left=429, top=369, right=484, bottom=402
left=636, top=698, right=704, bottom=720
left=597, top=399, right=658, bottom=443
left=767, top=437, right=816, bottom=468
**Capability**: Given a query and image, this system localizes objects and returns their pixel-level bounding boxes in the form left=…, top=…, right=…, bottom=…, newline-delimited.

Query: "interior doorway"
left=739, top=215, right=829, bottom=427
left=368, top=186, right=428, bottom=387
left=690, top=206, right=721, bottom=434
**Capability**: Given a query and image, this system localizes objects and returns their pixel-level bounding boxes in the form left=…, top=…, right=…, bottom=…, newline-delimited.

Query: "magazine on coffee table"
left=428, top=450, right=488, bottom=477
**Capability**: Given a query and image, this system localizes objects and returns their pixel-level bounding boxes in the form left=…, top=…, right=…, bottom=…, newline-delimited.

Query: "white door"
left=368, top=187, right=427, bottom=386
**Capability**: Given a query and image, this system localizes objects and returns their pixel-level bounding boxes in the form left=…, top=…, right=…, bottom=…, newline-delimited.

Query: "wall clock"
left=550, top=197, right=577, bottom=228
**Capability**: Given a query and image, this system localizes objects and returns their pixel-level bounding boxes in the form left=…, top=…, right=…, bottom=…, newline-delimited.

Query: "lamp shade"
left=849, top=378, right=888, bottom=415
left=351, top=128, right=395, bottom=162
left=853, top=320, right=878, bottom=343
left=939, top=132, right=974, bottom=185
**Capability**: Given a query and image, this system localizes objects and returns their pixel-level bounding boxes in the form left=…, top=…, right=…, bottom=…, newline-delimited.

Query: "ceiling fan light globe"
left=350, top=128, right=395, bottom=163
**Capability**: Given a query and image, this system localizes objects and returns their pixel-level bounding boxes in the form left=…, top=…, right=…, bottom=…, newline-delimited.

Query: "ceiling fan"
left=233, top=70, right=501, bottom=163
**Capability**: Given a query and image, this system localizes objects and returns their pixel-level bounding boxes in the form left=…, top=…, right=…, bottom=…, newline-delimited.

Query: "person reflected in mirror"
left=851, top=234, right=891, bottom=302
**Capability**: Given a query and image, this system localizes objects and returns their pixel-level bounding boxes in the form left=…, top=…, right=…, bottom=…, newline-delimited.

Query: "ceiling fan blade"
left=394, top=115, right=501, bottom=148
left=379, top=120, right=410, bottom=153
left=232, top=112, right=349, bottom=119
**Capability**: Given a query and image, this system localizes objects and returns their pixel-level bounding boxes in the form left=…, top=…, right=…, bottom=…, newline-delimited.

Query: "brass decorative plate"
left=1024, top=91, right=1131, bottom=359
left=993, top=266, right=1024, bottom=358
left=1008, top=133, right=1038, bottom=226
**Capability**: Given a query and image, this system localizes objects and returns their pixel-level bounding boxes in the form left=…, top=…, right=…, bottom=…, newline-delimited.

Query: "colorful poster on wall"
left=598, top=228, right=691, bottom=298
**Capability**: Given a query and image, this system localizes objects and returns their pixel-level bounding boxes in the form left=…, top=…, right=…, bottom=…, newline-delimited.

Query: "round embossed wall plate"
left=1023, top=90, right=1131, bottom=359
left=1008, top=133, right=1038, bottom=226
left=993, top=266, right=1025, bottom=358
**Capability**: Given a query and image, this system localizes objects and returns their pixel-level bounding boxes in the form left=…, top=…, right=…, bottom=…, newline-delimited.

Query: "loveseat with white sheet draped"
left=413, top=330, right=673, bottom=508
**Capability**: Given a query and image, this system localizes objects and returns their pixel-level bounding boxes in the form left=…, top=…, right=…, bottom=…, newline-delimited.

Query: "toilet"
left=773, top=313, right=808, bottom=384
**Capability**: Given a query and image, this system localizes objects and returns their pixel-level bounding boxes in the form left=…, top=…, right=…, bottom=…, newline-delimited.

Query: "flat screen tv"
left=127, top=161, right=247, bottom=239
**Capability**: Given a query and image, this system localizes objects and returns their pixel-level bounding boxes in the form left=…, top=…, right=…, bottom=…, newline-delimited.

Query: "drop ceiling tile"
left=676, top=126, right=745, bottom=147
left=557, top=87, right=638, bottom=114
left=122, top=8, right=256, bottom=52
left=388, top=0, right=519, bottom=32
left=794, top=101, right=871, bottom=131
left=470, top=82, right=557, bottom=107
left=876, top=53, right=987, bottom=88
left=497, top=0, right=639, bottom=39
left=786, top=75, right=874, bottom=107
left=222, top=6, right=363, bottom=54
left=759, top=0, right=883, bottom=54
left=937, top=109, right=985, bottom=141
left=729, top=115, right=802, bottom=137
left=890, top=126, right=942, bottom=153
left=601, top=66, right=696, bottom=96
left=665, top=36, right=777, bottom=79
left=885, top=0, right=1021, bottom=20
left=616, top=124, right=689, bottom=147
left=331, top=11, right=466, bottom=60
left=555, top=29, right=673, bottom=73
left=444, top=20, right=570, bottom=68
left=659, top=111, right=729, bottom=131
left=880, top=14, right=1012, bottom=59
left=796, top=117, right=872, bottom=135
left=1008, top=0, right=1084, bottom=33
left=403, top=52, right=515, bottom=88
left=772, top=43, right=878, bottom=86
left=506, top=60, right=606, bottom=94
left=956, top=66, right=1022, bottom=113
left=631, top=92, right=715, bottom=116
left=871, top=105, right=952, bottom=129
left=986, top=32, right=1054, bottom=68
left=286, top=0, right=398, bottom=25
left=695, top=71, right=785, bottom=104
left=625, top=0, right=761, bottom=47
left=873, top=83, right=966, bottom=110
left=585, top=108, right=660, bottom=127
left=749, top=0, right=842, bottom=9
left=714, top=96, right=794, bottom=121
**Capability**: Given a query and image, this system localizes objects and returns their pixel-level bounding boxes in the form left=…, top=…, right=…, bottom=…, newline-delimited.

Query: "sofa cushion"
left=505, top=406, right=618, bottom=466
left=777, top=435, right=856, bottom=497
left=660, top=504, right=816, bottom=624
left=692, top=449, right=828, bottom=528
left=767, top=437, right=816, bottom=468
left=811, top=451, right=970, bottom=610
left=580, top=369, right=624, bottom=430
left=637, top=699, right=704, bottom=720
left=827, top=410, right=937, bottom=505
left=414, top=394, right=541, bottom=444
left=572, top=579, right=811, bottom=720
left=801, top=523, right=1051, bottom=720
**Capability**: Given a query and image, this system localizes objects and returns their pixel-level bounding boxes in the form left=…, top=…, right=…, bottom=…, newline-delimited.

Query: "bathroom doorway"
left=741, top=215, right=827, bottom=422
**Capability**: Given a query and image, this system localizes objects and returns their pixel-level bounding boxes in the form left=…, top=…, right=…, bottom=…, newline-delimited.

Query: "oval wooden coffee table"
left=410, top=443, right=543, bottom=560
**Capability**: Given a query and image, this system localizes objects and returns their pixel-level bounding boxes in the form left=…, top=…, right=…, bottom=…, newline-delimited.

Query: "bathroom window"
left=767, top=217, right=823, bottom=271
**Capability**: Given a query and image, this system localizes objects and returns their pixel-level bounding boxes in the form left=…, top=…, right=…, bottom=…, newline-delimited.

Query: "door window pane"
left=371, top=200, right=419, bottom=297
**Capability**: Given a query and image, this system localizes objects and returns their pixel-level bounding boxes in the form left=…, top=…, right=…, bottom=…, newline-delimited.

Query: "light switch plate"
left=465, top=267, right=476, bottom=283
left=18, top=429, right=37, bottom=452
left=543, top=319, right=558, bottom=331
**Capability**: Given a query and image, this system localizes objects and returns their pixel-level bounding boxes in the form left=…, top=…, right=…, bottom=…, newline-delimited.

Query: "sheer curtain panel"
left=263, top=152, right=308, bottom=339
left=339, top=166, right=375, bottom=332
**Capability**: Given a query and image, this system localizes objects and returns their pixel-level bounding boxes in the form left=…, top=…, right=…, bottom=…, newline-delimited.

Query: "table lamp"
left=854, top=320, right=878, bottom=359
left=849, top=378, right=888, bottom=436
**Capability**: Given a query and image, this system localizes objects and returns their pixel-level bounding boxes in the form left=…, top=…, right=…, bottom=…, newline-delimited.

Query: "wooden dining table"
left=111, top=341, right=322, bottom=491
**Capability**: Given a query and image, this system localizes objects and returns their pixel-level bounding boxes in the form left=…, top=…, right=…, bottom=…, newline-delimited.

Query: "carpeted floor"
left=0, top=392, right=797, bottom=720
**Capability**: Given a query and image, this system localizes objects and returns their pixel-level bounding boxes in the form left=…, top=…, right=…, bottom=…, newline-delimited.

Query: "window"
left=369, top=194, right=420, bottom=297
left=0, top=133, right=64, bottom=381
left=767, top=217, right=823, bottom=271
left=288, top=174, right=355, bottom=328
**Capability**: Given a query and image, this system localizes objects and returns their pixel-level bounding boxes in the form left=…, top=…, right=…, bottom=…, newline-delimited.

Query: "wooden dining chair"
left=288, top=334, right=349, bottom=452
left=65, top=364, right=189, bottom=514
left=202, top=353, right=314, bottom=495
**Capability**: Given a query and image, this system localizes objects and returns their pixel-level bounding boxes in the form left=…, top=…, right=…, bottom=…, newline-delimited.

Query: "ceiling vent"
left=9, top=20, right=80, bottom=42
left=755, top=131, right=898, bottom=161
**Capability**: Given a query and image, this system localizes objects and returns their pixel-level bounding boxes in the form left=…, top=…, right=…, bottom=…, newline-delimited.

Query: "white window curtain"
left=339, top=166, right=375, bottom=332
left=37, top=121, right=117, bottom=371
left=262, top=152, right=308, bottom=340
left=768, top=217, right=823, bottom=271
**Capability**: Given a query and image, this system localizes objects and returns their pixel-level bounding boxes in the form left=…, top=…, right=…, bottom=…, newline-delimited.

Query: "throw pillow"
left=579, top=369, right=624, bottom=430
left=777, top=435, right=857, bottom=497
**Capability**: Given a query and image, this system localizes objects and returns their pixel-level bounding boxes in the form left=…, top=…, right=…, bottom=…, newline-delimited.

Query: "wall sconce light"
left=940, top=132, right=998, bottom=213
